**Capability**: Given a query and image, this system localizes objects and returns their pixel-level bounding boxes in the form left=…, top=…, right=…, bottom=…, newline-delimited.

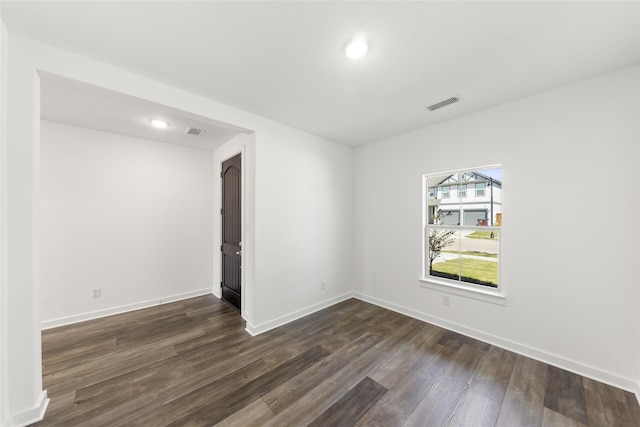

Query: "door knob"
left=236, top=251, right=242, bottom=255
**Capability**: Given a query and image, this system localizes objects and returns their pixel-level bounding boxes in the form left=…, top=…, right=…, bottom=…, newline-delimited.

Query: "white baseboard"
left=41, top=289, right=213, bottom=330
left=245, top=292, right=354, bottom=336
left=353, top=292, right=639, bottom=396
left=212, top=286, right=221, bottom=299
left=8, top=390, right=48, bottom=427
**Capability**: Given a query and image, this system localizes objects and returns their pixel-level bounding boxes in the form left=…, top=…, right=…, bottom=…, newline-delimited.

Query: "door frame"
left=213, top=134, right=254, bottom=324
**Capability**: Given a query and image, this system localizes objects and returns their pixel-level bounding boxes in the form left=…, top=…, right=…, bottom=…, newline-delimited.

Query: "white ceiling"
left=3, top=1, right=639, bottom=147
left=40, top=73, right=246, bottom=151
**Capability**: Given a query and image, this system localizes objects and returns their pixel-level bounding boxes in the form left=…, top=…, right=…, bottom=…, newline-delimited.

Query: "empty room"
left=0, top=1, right=639, bottom=426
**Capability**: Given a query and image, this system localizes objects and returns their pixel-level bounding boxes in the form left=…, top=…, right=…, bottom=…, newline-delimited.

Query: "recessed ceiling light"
left=344, top=37, right=369, bottom=60
left=150, top=119, right=169, bottom=128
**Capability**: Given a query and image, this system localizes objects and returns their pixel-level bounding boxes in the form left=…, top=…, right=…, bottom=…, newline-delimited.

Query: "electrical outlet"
left=321, top=282, right=326, bottom=291
left=442, top=296, right=450, bottom=306
left=91, top=288, right=101, bottom=298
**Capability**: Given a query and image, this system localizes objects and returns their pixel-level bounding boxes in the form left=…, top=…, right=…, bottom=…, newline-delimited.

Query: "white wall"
left=40, top=121, right=214, bottom=326
left=212, top=125, right=354, bottom=335
left=0, top=18, right=8, bottom=427
left=2, top=30, right=48, bottom=427
left=2, top=33, right=354, bottom=423
left=354, top=65, right=640, bottom=392
left=251, top=124, right=353, bottom=332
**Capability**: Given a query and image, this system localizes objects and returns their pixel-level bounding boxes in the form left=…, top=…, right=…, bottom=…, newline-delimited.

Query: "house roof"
left=427, top=172, right=502, bottom=188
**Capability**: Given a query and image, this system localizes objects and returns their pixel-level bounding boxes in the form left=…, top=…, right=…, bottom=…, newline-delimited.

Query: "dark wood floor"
left=36, top=295, right=639, bottom=426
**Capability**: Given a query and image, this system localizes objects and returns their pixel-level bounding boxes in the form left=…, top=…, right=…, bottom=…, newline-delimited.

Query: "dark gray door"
left=221, top=154, right=241, bottom=311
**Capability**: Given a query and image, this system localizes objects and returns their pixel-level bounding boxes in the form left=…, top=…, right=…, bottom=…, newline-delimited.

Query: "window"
left=428, top=187, right=435, bottom=198
left=423, top=166, right=503, bottom=297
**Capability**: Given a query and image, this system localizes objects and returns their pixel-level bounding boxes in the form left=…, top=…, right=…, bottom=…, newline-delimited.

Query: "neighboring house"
left=427, top=171, right=502, bottom=226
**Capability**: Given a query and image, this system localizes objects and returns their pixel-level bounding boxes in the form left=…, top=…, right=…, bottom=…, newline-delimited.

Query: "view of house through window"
left=424, top=166, right=502, bottom=288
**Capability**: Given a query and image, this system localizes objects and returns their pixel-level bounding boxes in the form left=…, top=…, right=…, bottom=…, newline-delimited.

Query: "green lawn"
left=431, top=258, right=498, bottom=287
left=465, top=231, right=499, bottom=240
left=442, top=250, right=497, bottom=259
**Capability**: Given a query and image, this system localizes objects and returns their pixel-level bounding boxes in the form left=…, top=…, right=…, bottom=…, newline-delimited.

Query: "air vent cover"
left=185, top=127, right=204, bottom=136
left=425, top=96, right=460, bottom=112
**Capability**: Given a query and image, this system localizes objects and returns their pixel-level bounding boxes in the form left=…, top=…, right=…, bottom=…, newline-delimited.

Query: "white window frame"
left=420, top=165, right=506, bottom=305
left=476, top=182, right=486, bottom=197
left=459, top=184, right=467, bottom=198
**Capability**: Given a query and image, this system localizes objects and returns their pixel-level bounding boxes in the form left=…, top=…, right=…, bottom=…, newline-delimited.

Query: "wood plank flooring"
left=36, top=295, right=640, bottom=426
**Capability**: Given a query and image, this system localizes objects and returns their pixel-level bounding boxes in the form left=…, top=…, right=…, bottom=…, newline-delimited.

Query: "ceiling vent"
left=185, top=126, right=204, bottom=136
left=425, top=96, right=460, bottom=112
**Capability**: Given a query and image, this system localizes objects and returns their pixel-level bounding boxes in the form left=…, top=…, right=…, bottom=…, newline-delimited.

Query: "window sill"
left=419, top=277, right=507, bottom=306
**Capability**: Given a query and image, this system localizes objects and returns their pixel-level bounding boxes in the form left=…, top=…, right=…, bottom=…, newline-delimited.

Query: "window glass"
left=424, top=166, right=501, bottom=289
